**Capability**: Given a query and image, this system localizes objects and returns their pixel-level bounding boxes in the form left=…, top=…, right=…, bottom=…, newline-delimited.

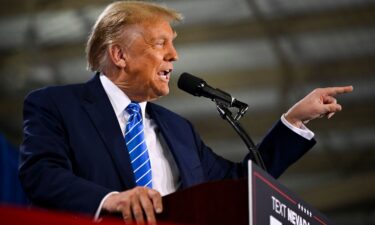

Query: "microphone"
left=177, top=72, right=246, bottom=108
left=178, top=73, right=266, bottom=170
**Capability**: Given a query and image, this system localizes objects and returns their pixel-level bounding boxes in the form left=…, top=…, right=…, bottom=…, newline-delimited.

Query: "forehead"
left=138, top=19, right=177, bottom=40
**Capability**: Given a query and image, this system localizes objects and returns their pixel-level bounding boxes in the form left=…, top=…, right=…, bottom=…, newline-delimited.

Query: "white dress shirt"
left=281, top=114, right=315, bottom=140
left=95, top=74, right=314, bottom=218
left=100, top=74, right=181, bottom=194
left=95, top=74, right=180, bottom=219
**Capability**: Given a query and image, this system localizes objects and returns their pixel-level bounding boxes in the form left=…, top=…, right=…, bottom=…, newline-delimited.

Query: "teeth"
left=159, top=69, right=172, bottom=76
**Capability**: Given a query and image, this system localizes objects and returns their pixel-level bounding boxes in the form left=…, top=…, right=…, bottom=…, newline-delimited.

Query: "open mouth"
left=158, top=69, right=172, bottom=81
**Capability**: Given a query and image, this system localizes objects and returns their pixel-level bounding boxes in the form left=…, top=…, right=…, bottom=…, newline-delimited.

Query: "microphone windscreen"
left=177, top=73, right=205, bottom=96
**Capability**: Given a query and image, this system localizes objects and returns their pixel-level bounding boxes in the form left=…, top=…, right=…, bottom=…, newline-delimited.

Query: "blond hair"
left=86, top=1, right=182, bottom=72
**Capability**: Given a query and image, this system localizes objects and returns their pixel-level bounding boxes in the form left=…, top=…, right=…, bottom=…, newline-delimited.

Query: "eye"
left=155, top=40, right=165, bottom=47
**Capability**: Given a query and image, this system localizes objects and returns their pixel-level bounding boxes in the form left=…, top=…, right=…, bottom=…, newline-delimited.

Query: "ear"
left=108, top=44, right=126, bottom=69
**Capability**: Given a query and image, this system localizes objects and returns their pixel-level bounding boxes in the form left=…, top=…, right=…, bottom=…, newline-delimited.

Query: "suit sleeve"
left=254, top=120, right=316, bottom=178
left=188, top=119, right=315, bottom=181
left=19, top=89, right=111, bottom=215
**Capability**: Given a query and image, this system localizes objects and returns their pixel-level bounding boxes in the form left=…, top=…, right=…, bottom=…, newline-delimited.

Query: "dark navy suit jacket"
left=19, top=74, right=315, bottom=215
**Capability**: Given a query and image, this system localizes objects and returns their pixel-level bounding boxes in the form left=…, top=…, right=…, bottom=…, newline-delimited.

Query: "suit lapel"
left=147, top=103, right=204, bottom=189
left=81, top=74, right=136, bottom=189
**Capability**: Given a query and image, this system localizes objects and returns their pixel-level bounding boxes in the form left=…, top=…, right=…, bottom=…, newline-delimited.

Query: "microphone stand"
left=215, top=100, right=267, bottom=171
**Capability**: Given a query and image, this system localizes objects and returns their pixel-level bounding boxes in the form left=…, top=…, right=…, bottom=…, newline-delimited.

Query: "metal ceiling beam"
left=165, top=55, right=375, bottom=94
left=0, top=0, right=110, bottom=17
left=0, top=3, right=374, bottom=53
left=175, top=4, right=375, bottom=44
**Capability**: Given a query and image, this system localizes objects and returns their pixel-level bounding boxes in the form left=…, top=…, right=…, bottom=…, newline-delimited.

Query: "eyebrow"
left=151, top=32, right=177, bottom=42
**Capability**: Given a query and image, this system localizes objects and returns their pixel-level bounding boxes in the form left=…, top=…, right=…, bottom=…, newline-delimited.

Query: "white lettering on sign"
left=270, top=196, right=311, bottom=225
left=287, top=208, right=310, bottom=225
left=271, top=196, right=287, bottom=218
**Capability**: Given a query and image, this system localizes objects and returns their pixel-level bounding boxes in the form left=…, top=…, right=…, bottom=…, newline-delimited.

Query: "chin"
left=155, top=85, right=170, bottom=97
left=162, top=88, right=170, bottom=96
left=146, top=89, right=169, bottom=101
left=161, top=88, right=170, bottom=96
left=156, top=91, right=169, bottom=99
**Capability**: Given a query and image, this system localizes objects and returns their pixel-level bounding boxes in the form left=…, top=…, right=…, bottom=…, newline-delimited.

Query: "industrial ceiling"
left=0, top=0, right=374, bottom=224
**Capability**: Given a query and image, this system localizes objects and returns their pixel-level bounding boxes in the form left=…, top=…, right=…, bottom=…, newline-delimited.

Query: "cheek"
left=128, top=51, right=164, bottom=81
left=144, top=57, right=163, bottom=78
left=147, top=50, right=164, bottom=64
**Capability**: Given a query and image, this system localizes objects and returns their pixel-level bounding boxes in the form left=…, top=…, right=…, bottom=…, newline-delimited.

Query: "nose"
left=165, top=44, right=178, bottom=62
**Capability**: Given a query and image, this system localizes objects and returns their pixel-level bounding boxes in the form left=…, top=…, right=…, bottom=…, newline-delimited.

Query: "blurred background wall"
left=0, top=0, right=374, bottom=224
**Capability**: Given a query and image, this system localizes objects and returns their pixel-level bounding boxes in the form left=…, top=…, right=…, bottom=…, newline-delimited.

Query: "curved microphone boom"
left=177, top=72, right=267, bottom=171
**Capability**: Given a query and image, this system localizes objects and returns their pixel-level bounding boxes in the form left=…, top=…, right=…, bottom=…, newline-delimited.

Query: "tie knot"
left=126, top=102, right=141, bottom=116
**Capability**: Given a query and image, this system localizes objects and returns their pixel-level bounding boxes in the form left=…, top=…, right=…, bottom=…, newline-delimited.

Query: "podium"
left=0, top=162, right=332, bottom=225
left=158, top=161, right=332, bottom=225
left=158, top=178, right=248, bottom=225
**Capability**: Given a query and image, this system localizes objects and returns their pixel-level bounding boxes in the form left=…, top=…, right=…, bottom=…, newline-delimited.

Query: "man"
left=19, top=1, right=353, bottom=224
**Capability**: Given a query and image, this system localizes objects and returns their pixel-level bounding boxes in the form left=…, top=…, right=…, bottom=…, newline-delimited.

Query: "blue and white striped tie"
left=125, top=102, right=152, bottom=188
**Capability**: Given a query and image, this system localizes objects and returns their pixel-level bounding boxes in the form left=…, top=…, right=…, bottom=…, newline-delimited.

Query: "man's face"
left=116, top=19, right=178, bottom=102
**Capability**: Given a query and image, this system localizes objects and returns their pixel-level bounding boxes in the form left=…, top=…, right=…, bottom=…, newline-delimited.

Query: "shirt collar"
left=99, top=74, right=147, bottom=118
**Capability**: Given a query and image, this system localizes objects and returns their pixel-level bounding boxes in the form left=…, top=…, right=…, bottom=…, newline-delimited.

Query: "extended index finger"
left=324, top=85, right=353, bottom=96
